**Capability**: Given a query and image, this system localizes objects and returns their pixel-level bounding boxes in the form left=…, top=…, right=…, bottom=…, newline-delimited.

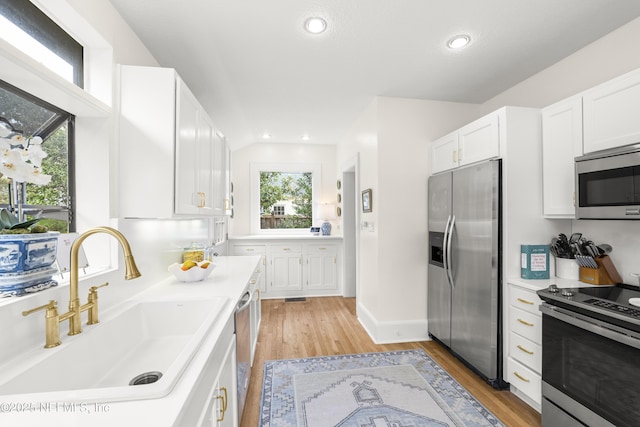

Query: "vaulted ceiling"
left=109, top=0, right=640, bottom=150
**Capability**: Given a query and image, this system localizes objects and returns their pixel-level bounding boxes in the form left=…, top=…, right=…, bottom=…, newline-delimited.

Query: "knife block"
left=579, top=255, right=622, bottom=285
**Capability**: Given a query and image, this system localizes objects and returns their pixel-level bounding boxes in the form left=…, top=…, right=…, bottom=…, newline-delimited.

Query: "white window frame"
left=250, top=162, right=321, bottom=235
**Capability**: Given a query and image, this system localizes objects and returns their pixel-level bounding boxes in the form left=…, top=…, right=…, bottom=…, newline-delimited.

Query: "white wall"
left=482, top=17, right=640, bottom=112
left=479, top=16, right=640, bottom=284
left=338, top=97, right=481, bottom=343
left=229, top=143, right=337, bottom=236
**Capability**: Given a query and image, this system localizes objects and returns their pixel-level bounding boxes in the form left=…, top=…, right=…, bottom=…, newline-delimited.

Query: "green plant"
left=0, top=208, right=47, bottom=234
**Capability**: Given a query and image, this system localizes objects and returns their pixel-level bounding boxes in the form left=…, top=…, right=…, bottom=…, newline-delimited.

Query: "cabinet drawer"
left=270, top=244, right=302, bottom=254
left=509, top=332, right=541, bottom=374
left=507, top=357, right=541, bottom=405
left=509, top=285, right=541, bottom=315
left=305, top=244, right=337, bottom=254
left=509, top=306, right=542, bottom=344
left=232, top=244, right=267, bottom=255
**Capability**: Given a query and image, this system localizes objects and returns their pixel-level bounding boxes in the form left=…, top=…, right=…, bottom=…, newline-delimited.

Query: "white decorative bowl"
left=168, top=261, right=215, bottom=282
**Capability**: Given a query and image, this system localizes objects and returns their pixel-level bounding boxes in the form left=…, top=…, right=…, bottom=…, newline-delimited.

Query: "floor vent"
left=284, top=297, right=307, bottom=302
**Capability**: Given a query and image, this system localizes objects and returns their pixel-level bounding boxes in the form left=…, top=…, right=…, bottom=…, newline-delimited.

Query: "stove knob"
left=548, top=284, right=559, bottom=293
left=561, top=289, right=573, bottom=297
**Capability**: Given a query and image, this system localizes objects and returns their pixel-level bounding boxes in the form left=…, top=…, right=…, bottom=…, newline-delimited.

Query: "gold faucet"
left=23, top=226, right=141, bottom=347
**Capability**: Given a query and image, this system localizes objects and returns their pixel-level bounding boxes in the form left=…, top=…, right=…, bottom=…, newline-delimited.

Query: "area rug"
left=259, top=349, right=505, bottom=427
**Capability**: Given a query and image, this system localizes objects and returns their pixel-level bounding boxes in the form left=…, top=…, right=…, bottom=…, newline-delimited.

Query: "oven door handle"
left=540, top=303, right=640, bottom=350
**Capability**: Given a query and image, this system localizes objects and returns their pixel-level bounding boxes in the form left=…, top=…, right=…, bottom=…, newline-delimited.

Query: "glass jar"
left=183, top=243, right=205, bottom=263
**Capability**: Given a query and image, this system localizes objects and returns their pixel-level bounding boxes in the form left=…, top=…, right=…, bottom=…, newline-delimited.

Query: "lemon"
left=181, top=260, right=197, bottom=271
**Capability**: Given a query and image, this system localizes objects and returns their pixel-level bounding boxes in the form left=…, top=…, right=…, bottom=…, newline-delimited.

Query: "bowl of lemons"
left=168, top=260, right=215, bottom=282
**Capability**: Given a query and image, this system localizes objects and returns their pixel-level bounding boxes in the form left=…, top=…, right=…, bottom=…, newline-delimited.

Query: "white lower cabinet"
left=270, top=244, right=303, bottom=292
left=178, top=317, right=237, bottom=427
left=231, top=245, right=267, bottom=292
left=506, top=283, right=543, bottom=409
left=230, top=239, right=342, bottom=298
left=304, top=244, right=338, bottom=291
left=249, top=263, right=263, bottom=365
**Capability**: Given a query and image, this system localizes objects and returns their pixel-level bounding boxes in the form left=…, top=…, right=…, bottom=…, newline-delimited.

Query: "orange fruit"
left=200, top=261, right=211, bottom=269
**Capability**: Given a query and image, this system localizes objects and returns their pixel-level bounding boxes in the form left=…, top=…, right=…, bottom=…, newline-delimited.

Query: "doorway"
left=341, top=155, right=359, bottom=299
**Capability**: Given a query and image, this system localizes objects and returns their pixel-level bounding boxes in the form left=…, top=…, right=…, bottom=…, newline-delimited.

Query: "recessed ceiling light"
left=262, top=132, right=271, bottom=139
left=301, top=134, right=310, bottom=141
left=447, top=34, right=471, bottom=49
left=305, top=17, right=327, bottom=34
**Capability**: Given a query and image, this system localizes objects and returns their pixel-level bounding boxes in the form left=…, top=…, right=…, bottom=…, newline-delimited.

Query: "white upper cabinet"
left=431, top=112, right=500, bottom=174
left=583, top=68, right=640, bottom=154
left=211, top=131, right=231, bottom=216
left=458, top=113, right=500, bottom=166
left=118, top=65, right=224, bottom=218
left=175, top=79, right=215, bottom=215
left=541, top=97, right=583, bottom=218
left=431, top=131, right=458, bottom=173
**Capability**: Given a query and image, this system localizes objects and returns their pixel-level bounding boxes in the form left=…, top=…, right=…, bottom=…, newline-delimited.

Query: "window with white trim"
left=251, top=162, right=321, bottom=234
left=0, top=0, right=79, bottom=232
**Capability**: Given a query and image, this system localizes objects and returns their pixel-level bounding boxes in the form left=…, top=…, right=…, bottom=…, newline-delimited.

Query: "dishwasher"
left=235, top=290, right=252, bottom=420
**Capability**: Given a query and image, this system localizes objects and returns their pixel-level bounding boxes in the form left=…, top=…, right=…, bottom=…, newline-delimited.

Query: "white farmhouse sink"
left=0, top=297, right=228, bottom=403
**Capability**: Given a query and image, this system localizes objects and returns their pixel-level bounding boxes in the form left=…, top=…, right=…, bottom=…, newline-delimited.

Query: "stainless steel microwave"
left=575, top=144, right=640, bottom=219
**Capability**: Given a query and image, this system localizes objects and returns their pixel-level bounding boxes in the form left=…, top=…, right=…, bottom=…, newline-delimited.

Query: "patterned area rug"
left=259, top=349, right=505, bottom=427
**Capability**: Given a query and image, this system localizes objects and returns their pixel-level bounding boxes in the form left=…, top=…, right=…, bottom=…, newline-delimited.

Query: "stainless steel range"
left=537, top=283, right=640, bottom=427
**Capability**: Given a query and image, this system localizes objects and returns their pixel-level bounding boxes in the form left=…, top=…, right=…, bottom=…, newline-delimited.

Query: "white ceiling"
left=108, top=0, right=640, bottom=150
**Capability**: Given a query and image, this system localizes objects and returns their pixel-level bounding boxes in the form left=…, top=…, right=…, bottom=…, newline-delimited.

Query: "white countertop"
left=229, top=234, right=342, bottom=241
left=0, top=255, right=261, bottom=426
left=508, top=275, right=609, bottom=292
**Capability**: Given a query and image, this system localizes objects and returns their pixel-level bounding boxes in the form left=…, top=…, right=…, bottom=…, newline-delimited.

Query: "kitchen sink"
left=0, top=297, right=228, bottom=403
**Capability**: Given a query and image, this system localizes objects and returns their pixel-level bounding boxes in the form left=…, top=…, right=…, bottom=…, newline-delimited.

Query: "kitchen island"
left=0, top=256, right=261, bottom=427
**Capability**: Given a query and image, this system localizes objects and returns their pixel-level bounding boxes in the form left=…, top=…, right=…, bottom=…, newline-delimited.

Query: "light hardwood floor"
left=240, top=297, right=541, bottom=427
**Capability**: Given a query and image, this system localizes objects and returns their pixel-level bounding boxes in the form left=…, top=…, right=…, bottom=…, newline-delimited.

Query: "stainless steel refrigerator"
left=427, top=159, right=505, bottom=388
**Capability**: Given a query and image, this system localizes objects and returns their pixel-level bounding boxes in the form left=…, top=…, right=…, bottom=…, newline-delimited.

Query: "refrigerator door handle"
left=445, top=214, right=455, bottom=289
left=443, top=214, right=452, bottom=271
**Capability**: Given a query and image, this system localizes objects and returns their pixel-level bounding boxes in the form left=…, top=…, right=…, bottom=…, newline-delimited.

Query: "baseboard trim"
left=356, top=301, right=429, bottom=344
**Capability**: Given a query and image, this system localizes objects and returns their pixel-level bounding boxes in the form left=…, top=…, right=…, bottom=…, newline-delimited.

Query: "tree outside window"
left=260, top=171, right=312, bottom=229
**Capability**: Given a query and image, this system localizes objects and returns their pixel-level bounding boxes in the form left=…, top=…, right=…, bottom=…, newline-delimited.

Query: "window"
left=0, top=1, right=81, bottom=233
left=251, top=163, right=321, bottom=234
left=0, top=0, right=84, bottom=86
left=0, top=78, right=75, bottom=233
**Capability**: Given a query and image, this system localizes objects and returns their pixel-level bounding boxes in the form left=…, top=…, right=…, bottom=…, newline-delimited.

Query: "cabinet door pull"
left=517, top=344, right=534, bottom=355
left=216, top=386, right=228, bottom=421
left=458, top=149, right=462, bottom=161
left=283, top=247, right=290, bottom=251
left=517, top=297, right=534, bottom=305
left=513, top=372, right=530, bottom=383
left=246, top=248, right=255, bottom=252
left=452, top=150, right=457, bottom=163
left=517, top=318, right=534, bottom=327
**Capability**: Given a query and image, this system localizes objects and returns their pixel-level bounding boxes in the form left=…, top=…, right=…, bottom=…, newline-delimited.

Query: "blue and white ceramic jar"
left=0, top=231, right=59, bottom=295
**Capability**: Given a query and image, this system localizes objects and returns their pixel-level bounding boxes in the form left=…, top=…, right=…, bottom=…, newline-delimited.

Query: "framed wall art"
left=362, top=188, right=372, bottom=213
